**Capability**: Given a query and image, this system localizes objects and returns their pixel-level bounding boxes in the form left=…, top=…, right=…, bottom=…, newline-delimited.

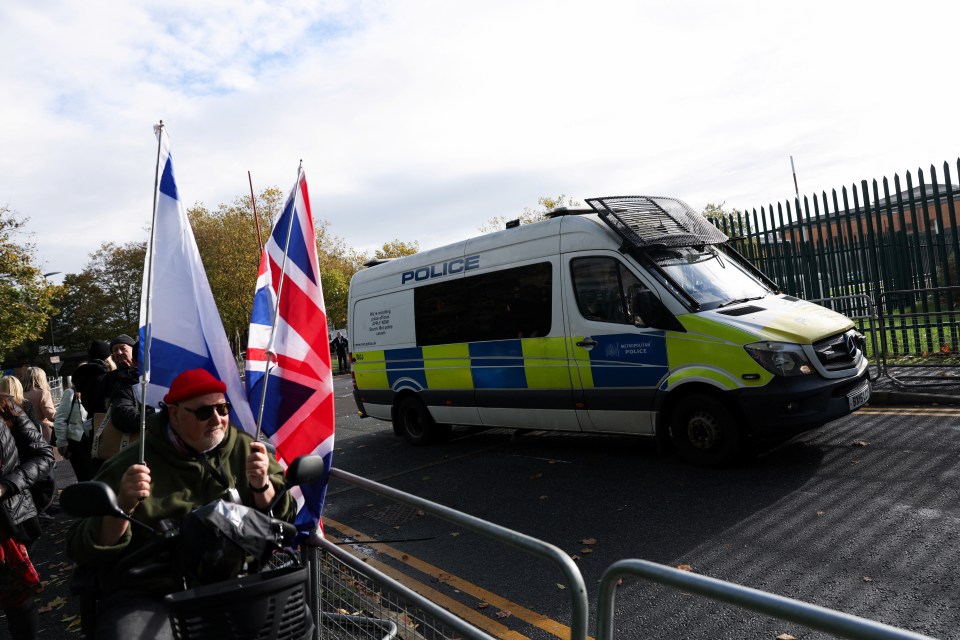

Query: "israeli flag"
left=138, top=125, right=256, bottom=433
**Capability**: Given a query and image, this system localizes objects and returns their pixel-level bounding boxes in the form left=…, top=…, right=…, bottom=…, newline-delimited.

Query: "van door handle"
left=576, top=338, right=597, bottom=350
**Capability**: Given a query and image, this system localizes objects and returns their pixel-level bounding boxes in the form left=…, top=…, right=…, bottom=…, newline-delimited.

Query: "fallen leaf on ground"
left=529, top=473, right=543, bottom=479
left=776, top=634, right=797, bottom=640
left=851, top=440, right=870, bottom=447
left=580, top=538, right=597, bottom=545
left=863, top=576, right=873, bottom=582
left=496, top=610, right=512, bottom=619
left=580, top=548, right=594, bottom=554
left=676, top=564, right=693, bottom=572
left=37, top=596, right=67, bottom=613
left=557, top=583, right=566, bottom=590
left=477, top=602, right=490, bottom=609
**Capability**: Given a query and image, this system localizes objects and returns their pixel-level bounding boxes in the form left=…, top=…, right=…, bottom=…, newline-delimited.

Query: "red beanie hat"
left=163, top=368, right=226, bottom=405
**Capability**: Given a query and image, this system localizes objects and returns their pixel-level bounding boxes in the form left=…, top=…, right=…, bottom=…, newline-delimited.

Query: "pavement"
left=6, top=366, right=956, bottom=638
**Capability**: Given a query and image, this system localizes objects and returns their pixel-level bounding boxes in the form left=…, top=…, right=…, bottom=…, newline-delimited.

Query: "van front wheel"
left=397, top=397, right=449, bottom=445
left=671, top=395, right=743, bottom=467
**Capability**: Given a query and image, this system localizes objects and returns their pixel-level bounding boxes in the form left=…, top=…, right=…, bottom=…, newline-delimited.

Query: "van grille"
left=813, top=330, right=862, bottom=371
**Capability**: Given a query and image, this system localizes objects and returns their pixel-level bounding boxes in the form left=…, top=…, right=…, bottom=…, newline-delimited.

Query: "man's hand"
left=117, top=463, right=152, bottom=514
left=246, top=441, right=276, bottom=508
left=246, top=441, right=271, bottom=491
left=99, top=463, right=151, bottom=546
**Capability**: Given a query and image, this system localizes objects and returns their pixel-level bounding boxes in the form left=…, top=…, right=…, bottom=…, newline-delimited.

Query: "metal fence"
left=300, top=470, right=942, bottom=639
left=596, top=560, right=935, bottom=640
left=721, top=159, right=960, bottom=362
left=305, top=467, right=589, bottom=640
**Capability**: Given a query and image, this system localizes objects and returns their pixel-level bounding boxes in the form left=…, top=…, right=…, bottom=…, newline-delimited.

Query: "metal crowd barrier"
left=303, top=467, right=589, bottom=640
left=596, top=559, right=935, bottom=640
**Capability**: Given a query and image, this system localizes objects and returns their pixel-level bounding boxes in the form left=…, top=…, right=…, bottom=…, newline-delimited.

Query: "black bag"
left=30, top=474, right=56, bottom=514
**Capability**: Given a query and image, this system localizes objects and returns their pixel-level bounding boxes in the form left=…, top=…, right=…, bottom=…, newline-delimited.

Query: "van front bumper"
left=730, top=369, right=872, bottom=441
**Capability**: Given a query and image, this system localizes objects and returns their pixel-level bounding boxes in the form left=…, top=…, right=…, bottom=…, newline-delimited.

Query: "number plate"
left=847, top=381, right=870, bottom=410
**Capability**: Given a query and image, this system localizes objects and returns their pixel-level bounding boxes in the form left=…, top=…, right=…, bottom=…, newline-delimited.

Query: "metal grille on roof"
left=586, top=195, right=729, bottom=249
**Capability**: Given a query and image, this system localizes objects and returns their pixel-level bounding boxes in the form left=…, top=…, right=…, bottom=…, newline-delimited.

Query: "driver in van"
left=66, top=368, right=296, bottom=640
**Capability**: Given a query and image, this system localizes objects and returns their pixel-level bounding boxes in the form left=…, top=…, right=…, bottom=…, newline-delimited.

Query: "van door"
left=563, top=252, right=669, bottom=434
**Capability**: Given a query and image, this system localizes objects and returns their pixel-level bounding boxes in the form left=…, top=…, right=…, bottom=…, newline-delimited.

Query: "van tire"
left=670, top=395, right=743, bottom=467
left=397, top=397, right=448, bottom=445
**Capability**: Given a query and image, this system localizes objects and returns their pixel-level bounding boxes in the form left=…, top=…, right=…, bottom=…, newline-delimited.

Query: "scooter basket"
left=165, top=566, right=315, bottom=640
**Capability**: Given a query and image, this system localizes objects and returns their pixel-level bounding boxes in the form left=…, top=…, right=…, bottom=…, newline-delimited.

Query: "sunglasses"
left=179, top=402, right=231, bottom=421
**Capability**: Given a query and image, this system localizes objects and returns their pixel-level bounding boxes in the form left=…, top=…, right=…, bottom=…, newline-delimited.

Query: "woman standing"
left=53, top=379, right=92, bottom=481
left=0, top=378, right=41, bottom=431
left=0, top=394, right=55, bottom=639
left=22, top=369, right=55, bottom=446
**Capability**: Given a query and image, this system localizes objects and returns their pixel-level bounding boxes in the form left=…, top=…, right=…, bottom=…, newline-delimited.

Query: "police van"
left=347, top=195, right=870, bottom=466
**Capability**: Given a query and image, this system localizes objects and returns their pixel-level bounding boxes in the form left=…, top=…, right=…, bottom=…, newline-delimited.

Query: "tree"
left=375, top=240, right=420, bottom=260
left=479, top=194, right=580, bottom=233
left=0, top=207, right=57, bottom=364
left=51, top=270, right=115, bottom=353
left=702, top=202, right=745, bottom=229
left=81, top=242, right=146, bottom=339
left=188, top=187, right=283, bottom=344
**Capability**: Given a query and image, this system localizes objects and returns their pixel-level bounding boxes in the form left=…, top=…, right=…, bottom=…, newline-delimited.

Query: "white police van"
left=347, top=196, right=870, bottom=465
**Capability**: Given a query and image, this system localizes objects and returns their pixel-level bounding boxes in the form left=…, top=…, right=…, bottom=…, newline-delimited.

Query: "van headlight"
left=744, top=341, right=814, bottom=376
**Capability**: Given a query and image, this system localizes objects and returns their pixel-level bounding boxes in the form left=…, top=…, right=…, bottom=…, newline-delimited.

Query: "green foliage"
left=375, top=239, right=419, bottom=260
left=188, top=187, right=282, bottom=343
left=479, top=194, right=580, bottom=233
left=0, top=207, right=57, bottom=363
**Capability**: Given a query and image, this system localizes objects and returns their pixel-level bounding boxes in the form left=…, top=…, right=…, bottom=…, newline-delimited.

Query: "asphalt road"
left=16, top=375, right=960, bottom=639
left=324, top=378, right=960, bottom=640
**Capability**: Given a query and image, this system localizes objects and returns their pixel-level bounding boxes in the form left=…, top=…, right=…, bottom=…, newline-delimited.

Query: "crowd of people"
left=0, top=337, right=286, bottom=639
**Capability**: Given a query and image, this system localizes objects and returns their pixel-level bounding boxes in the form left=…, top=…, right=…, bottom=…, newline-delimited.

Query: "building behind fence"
left=717, top=159, right=960, bottom=362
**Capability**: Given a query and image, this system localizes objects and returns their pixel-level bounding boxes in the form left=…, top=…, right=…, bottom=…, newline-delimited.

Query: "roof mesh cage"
left=585, top=195, right=729, bottom=249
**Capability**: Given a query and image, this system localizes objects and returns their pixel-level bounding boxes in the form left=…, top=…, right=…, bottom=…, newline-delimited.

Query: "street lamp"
left=42, top=272, right=61, bottom=354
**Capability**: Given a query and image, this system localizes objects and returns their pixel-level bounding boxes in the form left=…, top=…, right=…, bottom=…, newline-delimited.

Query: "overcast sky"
left=2, top=0, right=958, bottom=281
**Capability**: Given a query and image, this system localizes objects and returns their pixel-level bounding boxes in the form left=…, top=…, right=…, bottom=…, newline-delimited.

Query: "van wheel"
left=397, top=397, right=449, bottom=445
left=671, top=395, right=743, bottom=467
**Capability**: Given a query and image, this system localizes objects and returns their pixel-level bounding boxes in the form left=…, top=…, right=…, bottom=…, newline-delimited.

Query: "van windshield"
left=650, top=246, right=771, bottom=310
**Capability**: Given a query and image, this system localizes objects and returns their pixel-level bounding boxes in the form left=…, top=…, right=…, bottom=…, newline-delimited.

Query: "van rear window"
left=414, top=262, right=552, bottom=346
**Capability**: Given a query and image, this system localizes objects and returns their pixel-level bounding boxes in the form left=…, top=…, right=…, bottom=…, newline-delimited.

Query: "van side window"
left=414, top=262, right=552, bottom=346
left=571, top=257, right=651, bottom=327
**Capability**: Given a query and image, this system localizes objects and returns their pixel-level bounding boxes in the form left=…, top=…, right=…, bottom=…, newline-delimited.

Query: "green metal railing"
left=719, top=159, right=960, bottom=361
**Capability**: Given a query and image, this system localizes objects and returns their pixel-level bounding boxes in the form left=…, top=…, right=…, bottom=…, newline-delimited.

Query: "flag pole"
left=248, top=170, right=264, bottom=253
left=254, top=160, right=303, bottom=441
left=140, top=120, right=164, bottom=464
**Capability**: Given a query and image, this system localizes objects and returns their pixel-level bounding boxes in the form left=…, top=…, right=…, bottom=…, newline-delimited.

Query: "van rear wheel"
left=671, top=395, right=743, bottom=467
left=397, top=397, right=449, bottom=445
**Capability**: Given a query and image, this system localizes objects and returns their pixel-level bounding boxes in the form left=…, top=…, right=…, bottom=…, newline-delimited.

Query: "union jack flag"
left=246, top=169, right=334, bottom=534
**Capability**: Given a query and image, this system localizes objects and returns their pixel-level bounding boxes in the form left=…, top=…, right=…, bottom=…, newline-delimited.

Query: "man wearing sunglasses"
left=66, top=368, right=296, bottom=640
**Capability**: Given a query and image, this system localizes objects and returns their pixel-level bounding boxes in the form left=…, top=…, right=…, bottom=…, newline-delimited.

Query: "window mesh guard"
left=586, top=196, right=728, bottom=249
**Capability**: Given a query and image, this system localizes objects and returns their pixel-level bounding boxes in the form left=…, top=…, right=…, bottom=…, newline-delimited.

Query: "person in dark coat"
left=330, top=331, right=349, bottom=374
left=0, top=395, right=55, bottom=639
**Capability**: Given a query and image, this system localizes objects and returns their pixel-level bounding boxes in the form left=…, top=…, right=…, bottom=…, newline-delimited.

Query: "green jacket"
left=66, top=415, right=295, bottom=596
